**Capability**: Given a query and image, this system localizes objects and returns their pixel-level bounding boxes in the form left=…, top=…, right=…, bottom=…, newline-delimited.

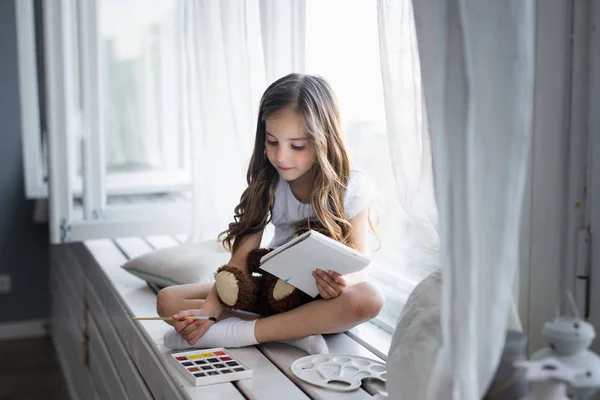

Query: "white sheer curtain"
left=379, top=0, right=535, bottom=399
left=260, top=0, right=305, bottom=83
left=180, top=0, right=303, bottom=242
left=377, top=0, right=439, bottom=286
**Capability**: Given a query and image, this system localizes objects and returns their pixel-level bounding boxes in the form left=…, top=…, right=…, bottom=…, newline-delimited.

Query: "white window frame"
left=519, top=0, right=600, bottom=355
left=78, top=0, right=105, bottom=221
left=587, top=0, right=600, bottom=355
left=16, top=0, right=46, bottom=199
left=43, top=0, right=75, bottom=243
left=519, top=0, right=575, bottom=355
left=16, top=0, right=192, bottom=203
left=20, top=0, right=193, bottom=243
left=565, top=0, right=593, bottom=319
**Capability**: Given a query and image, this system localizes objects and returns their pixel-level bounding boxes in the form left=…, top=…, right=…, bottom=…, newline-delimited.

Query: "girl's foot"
left=163, top=317, right=329, bottom=355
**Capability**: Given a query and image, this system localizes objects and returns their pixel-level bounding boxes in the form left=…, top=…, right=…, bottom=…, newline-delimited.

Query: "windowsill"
left=28, top=170, right=192, bottom=200
left=346, top=320, right=392, bottom=361
left=81, top=237, right=393, bottom=399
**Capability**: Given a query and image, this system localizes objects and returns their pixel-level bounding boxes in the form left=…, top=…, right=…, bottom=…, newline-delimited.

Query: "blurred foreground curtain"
left=378, top=0, right=535, bottom=398
left=179, top=0, right=304, bottom=241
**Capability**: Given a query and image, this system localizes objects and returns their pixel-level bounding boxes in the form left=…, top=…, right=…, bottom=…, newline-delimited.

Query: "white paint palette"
left=169, top=347, right=252, bottom=386
left=291, top=354, right=386, bottom=392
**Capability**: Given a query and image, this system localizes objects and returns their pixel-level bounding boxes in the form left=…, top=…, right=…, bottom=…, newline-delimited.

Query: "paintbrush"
left=132, top=316, right=217, bottom=321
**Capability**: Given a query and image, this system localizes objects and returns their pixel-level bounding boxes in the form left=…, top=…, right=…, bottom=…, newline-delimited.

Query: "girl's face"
left=265, top=108, right=316, bottom=183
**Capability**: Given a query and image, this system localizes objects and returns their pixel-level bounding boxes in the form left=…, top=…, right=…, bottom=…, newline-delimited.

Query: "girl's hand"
left=313, top=269, right=347, bottom=299
left=172, top=300, right=221, bottom=345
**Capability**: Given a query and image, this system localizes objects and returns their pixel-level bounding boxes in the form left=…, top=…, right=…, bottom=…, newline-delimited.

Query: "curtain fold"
left=379, top=0, right=535, bottom=398
left=180, top=0, right=303, bottom=242
left=377, top=0, right=439, bottom=285
left=420, top=1, right=535, bottom=398
left=181, top=0, right=260, bottom=241
left=260, top=0, right=305, bottom=82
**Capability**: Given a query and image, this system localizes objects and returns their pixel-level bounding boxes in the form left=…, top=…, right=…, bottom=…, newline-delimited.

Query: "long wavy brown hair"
left=219, top=73, right=352, bottom=252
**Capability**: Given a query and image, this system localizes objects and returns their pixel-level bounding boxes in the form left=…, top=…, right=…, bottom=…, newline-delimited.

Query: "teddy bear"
left=214, top=220, right=340, bottom=317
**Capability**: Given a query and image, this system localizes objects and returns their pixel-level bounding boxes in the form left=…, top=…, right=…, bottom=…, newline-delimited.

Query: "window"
left=305, top=0, right=433, bottom=329
left=97, top=0, right=189, bottom=184
left=24, top=0, right=190, bottom=200
left=19, top=0, right=193, bottom=242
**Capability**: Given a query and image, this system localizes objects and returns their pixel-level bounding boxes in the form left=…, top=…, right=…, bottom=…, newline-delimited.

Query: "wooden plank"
left=49, top=332, right=81, bottom=400
left=225, top=347, right=310, bottom=400
left=72, top=240, right=243, bottom=400
left=145, top=235, right=180, bottom=250
left=87, top=281, right=153, bottom=400
left=346, top=322, right=391, bottom=362
left=51, top=250, right=85, bottom=332
left=52, top=322, right=100, bottom=400
left=51, top=288, right=81, bottom=363
left=50, top=271, right=83, bottom=348
left=114, top=237, right=155, bottom=260
left=88, top=316, right=130, bottom=400
left=51, top=244, right=86, bottom=301
left=50, top=246, right=81, bottom=296
left=51, top=281, right=99, bottom=400
left=86, top=342, right=116, bottom=400
left=326, top=333, right=385, bottom=362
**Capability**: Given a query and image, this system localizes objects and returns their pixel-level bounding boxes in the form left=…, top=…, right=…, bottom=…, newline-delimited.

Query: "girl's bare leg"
left=157, top=281, right=384, bottom=338
left=254, top=281, right=384, bottom=342
left=156, top=282, right=211, bottom=319
left=158, top=281, right=383, bottom=354
left=156, top=283, right=259, bottom=326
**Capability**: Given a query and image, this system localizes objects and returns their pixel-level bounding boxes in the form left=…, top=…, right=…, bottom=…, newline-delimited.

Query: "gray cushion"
left=121, top=240, right=230, bottom=287
left=386, top=269, right=446, bottom=398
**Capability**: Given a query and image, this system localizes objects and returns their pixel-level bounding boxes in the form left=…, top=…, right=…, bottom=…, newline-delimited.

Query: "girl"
left=157, top=73, right=384, bottom=355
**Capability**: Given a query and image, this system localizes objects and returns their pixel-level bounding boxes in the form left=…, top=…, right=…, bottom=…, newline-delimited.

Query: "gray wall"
left=0, top=0, right=50, bottom=322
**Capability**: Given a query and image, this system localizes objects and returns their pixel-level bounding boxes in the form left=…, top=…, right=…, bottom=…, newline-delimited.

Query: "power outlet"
left=0, top=274, right=11, bottom=294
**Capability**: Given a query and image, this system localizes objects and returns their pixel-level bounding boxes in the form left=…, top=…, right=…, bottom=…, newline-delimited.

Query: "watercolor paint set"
left=169, top=347, right=253, bottom=386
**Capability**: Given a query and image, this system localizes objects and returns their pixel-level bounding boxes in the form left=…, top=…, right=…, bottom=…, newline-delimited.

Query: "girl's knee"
left=343, top=282, right=385, bottom=322
left=156, top=286, right=179, bottom=316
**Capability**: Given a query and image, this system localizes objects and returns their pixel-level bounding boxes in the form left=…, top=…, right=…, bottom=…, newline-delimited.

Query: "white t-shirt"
left=268, top=169, right=379, bottom=248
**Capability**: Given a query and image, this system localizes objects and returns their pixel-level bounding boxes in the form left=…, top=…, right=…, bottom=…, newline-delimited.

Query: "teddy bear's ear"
left=265, top=275, right=314, bottom=314
left=214, top=264, right=261, bottom=312
left=246, top=248, right=272, bottom=274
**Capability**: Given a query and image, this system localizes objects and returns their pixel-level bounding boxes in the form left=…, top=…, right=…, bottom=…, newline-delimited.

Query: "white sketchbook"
left=259, top=230, right=371, bottom=297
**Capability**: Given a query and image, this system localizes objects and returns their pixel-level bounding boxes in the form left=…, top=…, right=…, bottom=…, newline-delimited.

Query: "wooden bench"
left=50, top=235, right=391, bottom=399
